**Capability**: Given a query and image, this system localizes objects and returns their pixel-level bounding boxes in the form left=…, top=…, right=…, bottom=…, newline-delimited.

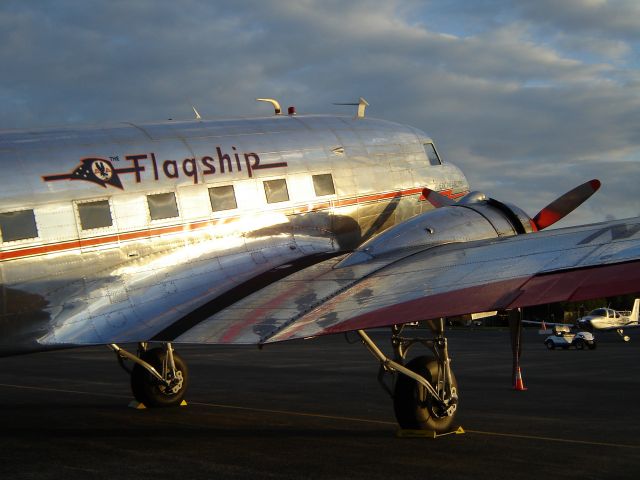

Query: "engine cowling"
left=339, top=191, right=534, bottom=267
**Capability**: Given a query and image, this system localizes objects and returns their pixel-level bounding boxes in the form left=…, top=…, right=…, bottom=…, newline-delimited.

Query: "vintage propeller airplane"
left=1, top=98, right=639, bottom=432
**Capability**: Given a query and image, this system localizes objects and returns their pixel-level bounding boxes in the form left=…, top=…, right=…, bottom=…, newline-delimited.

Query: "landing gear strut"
left=358, top=319, right=458, bottom=432
left=616, top=329, right=631, bottom=342
left=110, top=343, right=189, bottom=407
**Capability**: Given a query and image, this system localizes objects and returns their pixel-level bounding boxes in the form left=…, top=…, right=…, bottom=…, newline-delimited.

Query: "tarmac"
left=0, top=328, right=639, bottom=479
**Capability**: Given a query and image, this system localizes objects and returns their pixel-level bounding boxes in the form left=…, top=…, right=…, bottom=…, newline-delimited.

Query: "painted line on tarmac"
left=190, top=400, right=397, bottom=426
left=1, top=382, right=638, bottom=450
left=192, top=401, right=640, bottom=449
left=0, top=382, right=127, bottom=398
left=464, top=429, right=640, bottom=450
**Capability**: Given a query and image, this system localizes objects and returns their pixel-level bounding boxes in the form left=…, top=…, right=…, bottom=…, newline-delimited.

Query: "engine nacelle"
left=338, top=193, right=534, bottom=267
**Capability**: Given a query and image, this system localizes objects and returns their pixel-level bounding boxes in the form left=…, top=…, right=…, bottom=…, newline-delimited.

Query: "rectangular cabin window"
left=209, top=185, right=237, bottom=212
left=0, top=209, right=38, bottom=242
left=147, top=192, right=179, bottom=220
left=263, top=179, right=289, bottom=204
left=424, top=143, right=442, bottom=166
left=77, top=200, right=113, bottom=230
left=312, top=173, right=336, bottom=196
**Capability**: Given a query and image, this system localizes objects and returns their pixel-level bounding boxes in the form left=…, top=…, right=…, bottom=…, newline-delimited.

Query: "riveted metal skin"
left=0, top=114, right=469, bottom=354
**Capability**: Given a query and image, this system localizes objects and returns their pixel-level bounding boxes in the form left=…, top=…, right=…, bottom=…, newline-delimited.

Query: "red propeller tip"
left=532, top=179, right=601, bottom=230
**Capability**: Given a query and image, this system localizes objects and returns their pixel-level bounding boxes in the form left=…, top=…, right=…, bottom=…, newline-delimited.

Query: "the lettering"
left=163, top=160, right=179, bottom=178
left=202, top=156, right=216, bottom=175
left=182, top=158, right=198, bottom=184
left=124, top=154, right=147, bottom=183
left=46, top=146, right=288, bottom=190
left=231, top=147, right=243, bottom=172
left=217, top=147, right=232, bottom=174
left=150, top=152, right=159, bottom=180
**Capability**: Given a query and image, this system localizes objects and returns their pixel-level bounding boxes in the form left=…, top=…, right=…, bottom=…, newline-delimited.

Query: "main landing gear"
left=109, top=343, right=189, bottom=407
left=616, top=329, right=631, bottom=342
left=358, top=319, right=458, bottom=433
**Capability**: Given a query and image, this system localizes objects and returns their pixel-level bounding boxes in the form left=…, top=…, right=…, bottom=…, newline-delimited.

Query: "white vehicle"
left=544, top=326, right=596, bottom=350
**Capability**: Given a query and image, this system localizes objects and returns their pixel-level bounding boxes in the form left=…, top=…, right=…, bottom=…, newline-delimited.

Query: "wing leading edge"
left=175, top=217, right=640, bottom=345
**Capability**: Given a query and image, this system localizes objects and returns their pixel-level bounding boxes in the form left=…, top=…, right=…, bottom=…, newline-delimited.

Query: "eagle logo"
left=43, top=158, right=125, bottom=189
left=91, top=160, right=113, bottom=181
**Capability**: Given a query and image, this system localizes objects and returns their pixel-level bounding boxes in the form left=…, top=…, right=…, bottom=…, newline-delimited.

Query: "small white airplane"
left=2, top=96, right=640, bottom=433
left=577, top=299, right=640, bottom=341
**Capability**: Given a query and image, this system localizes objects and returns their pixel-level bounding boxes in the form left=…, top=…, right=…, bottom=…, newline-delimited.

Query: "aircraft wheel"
left=393, top=355, right=458, bottom=433
left=545, top=340, right=555, bottom=350
left=131, top=348, right=188, bottom=408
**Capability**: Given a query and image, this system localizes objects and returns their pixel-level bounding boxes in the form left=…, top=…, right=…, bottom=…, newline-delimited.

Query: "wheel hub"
left=429, top=386, right=458, bottom=418
left=159, top=370, right=184, bottom=395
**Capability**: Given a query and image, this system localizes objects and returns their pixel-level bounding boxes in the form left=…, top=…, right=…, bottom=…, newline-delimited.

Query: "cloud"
left=0, top=0, right=638, bottom=224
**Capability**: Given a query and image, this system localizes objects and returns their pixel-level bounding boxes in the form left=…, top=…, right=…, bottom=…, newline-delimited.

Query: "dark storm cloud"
left=0, top=0, right=638, bottom=224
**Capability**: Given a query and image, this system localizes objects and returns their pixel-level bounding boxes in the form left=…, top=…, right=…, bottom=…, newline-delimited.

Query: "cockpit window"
left=423, top=143, right=442, bottom=166
left=591, top=308, right=607, bottom=317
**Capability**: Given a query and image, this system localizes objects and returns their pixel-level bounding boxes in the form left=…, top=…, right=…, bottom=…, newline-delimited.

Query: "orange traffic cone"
left=514, top=366, right=527, bottom=391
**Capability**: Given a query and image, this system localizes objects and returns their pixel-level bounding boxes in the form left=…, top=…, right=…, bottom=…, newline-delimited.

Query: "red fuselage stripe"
left=0, top=188, right=468, bottom=261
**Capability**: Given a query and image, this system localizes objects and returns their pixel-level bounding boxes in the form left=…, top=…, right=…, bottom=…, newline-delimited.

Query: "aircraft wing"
left=174, top=217, right=640, bottom=344
left=521, top=320, right=568, bottom=328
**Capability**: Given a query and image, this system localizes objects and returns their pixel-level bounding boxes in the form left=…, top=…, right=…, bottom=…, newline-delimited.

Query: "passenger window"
left=423, top=143, right=442, bottom=166
left=77, top=200, right=113, bottom=230
left=0, top=209, right=38, bottom=242
left=263, top=179, right=289, bottom=204
left=147, top=192, right=179, bottom=220
left=312, top=174, right=336, bottom=196
left=209, top=185, right=237, bottom=212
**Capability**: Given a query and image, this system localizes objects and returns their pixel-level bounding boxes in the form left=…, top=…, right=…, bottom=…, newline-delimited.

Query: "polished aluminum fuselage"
left=0, top=114, right=468, bottom=354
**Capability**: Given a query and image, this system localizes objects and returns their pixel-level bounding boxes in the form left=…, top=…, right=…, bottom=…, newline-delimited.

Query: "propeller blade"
left=421, top=188, right=456, bottom=208
left=532, top=179, right=601, bottom=230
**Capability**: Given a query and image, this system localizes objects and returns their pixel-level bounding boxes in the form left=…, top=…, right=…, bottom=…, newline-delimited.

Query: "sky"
left=1, top=0, right=639, bottom=226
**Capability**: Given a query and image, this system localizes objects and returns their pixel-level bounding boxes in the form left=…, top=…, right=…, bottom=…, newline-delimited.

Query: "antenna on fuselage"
left=333, top=97, right=369, bottom=118
left=256, top=98, right=282, bottom=115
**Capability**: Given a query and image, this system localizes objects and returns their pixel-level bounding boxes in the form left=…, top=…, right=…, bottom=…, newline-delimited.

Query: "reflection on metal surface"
left=0, top=114, right=469, bottom=353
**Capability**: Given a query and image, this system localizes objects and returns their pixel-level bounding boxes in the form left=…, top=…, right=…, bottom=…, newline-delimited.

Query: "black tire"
left=393, top=355, right=458, bottom=433
left=545, top=340, right=555, bottom=350
left=131, top=348, right=188, bottom=408
left=574, top=339, right=584, bottom=350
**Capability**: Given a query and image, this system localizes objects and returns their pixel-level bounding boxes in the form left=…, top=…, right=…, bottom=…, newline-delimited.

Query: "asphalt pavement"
left=0, top=328, right=638, bottom=479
